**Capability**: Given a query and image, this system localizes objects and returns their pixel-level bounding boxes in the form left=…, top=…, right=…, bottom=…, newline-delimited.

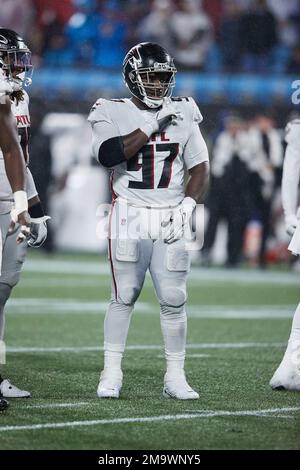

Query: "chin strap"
left=143, top=96, right=164, bottom=109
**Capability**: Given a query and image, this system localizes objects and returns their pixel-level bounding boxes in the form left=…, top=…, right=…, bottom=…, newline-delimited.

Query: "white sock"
left=103, top=350, right=123, bottom=373
left=287, top=302, right=300, bottom=352
left=103, top=300, right=134, bottom=372
left=160, top=310, right=187, bottom=376
left=0, top=283, right=12, bottom=341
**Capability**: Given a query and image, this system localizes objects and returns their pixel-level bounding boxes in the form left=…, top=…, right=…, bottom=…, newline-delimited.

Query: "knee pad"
left=0, top=271, right=21, bottom=288
left=159, top=283, right=187, bottom=309
left=117, top=286, right=140, bottom=306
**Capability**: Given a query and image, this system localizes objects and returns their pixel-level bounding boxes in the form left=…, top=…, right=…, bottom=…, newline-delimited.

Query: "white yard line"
left=20, top=278, right=108, bottom=287
left=28, top=402, right=89, bottom=409
left=157, top=354, right=211, bottom=358
left=6, top=298, right=295, bottom=319
left=6, top=342, right=286, bottom=353
left=24, top=259, right=300, bottom=285
left=0, top=407, right=299, bottom=433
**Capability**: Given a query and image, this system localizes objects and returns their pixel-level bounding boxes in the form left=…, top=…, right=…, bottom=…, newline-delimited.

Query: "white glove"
left=140, top=99, right=181, bottom=138
left=161, top=197, right=196, bottom=244
left=285, top=214, right=299, bottom=237
left=0, top=68, right=20, bottom=98
left=27, top=216, right=51, bottom=248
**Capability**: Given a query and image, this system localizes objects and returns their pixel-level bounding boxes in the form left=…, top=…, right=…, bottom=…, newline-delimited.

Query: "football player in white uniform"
left=89, top=42, right=209, bottom=399
left=270, top=119, right=300, bottom=390
left=0, top=73, right=31, bottom=412
left=0, top=29, right=50, bottom=400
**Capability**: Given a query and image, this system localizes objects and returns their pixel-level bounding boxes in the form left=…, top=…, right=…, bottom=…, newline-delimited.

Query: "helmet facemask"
left=0, top=49, right=33, bottom=91
left=126, top=56, right=176, bottom=109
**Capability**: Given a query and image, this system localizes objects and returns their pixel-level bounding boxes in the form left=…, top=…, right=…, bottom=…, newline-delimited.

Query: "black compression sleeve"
left=98, top=136, right=126, bottom=167
left=29, top=201, right=44, bottom=218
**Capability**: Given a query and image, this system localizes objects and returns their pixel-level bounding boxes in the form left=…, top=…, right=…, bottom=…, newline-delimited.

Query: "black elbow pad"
left=98, top=137, right=126, bottom=167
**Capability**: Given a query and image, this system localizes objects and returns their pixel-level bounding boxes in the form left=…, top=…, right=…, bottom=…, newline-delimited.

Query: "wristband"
left=140, top=120, right=158, bottom=138
left=13, top=190, right=28, bottom=213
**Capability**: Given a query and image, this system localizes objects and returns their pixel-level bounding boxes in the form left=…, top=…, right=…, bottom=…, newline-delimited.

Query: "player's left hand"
left=27, top=215, right=51, bottom=248
left=161, top=197, right=196, bottom=244
left=9, top=210, right=31, bottom=244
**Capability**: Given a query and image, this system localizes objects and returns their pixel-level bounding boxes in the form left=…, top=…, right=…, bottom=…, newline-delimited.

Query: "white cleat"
left=163, top=372, right=199, bottom=400
left=97, top=369, right=123, bottom=399
left=0, top=379, right=31, bottom=398
left=270, top=348, right=300, bottom=391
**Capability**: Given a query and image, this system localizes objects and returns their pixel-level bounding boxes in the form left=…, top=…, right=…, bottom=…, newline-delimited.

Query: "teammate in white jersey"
left=270, top=119, right=300, bottom=390
left=0, top=29, right=50, bottom=400
left=89, top=42, right=209, bottom=399
left=0, top=89, right=31, bottom=412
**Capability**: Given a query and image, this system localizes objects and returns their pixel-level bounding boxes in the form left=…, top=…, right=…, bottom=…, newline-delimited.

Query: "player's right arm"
left=89, top=99, right=178, bottom=167
left=282, top=120, right=300, bottom=236
left=0, top=97, right=29, bottom=234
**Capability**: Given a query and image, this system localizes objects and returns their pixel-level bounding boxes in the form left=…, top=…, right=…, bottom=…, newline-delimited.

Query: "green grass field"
left=0, top=252, right=299, bottom=450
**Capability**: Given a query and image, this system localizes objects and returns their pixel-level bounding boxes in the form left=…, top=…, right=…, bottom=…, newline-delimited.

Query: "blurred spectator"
left=64, top=0, right=99, bottom=65
left=203, top=116, right=251, bottom=267
left=219, top=0, right=243, bottom=71
left=33, top=0, right=74, bottom=27
left=122, top=0, right=151, bottom=47
left=277, top=18, right=299, bottom=49
left=6, top=0, right=296, bottom=73
left=93, top=1, right=127, bottom=68
left=287, top=44, right=300, bottom=74
left=44, top=31, right=76, bottom=66
left=266, top=0, right=299, bottom=21
left=0, top=0, right=34, bottom=38
left=246, top=113, right=283, bottom=267
left=168, top=0, right=213, bottom=70
left=241, top=0, right=278, bottom=72
left=137, top=0, right=173, bottom=51
left=29, top=101, right=54, bottom=251
left=202, top=0, right=223, bottom=33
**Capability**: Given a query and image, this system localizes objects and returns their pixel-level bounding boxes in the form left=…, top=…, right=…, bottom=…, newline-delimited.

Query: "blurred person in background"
left=202, top=0, right=223, bottom=33
left=31, top=0, right=74, bottom=64
left=93, top=0, right=127, bottom=68
left=0, top=0, right=34, bottom=39
left=0, top=29, right=50, bottom=399
left=246, top=113, right=283, bottom=268
left=168, top=0, right=213, bottom=70
left=287, top=43, right=300, bottom=74
left=202, top=115, right=251, bottom=267
left=137, top=0, right=173, bottom=52
left=266, top=0, right=299, bottom=22
left=270, top=118, right=300, bottom=391
left=219, top=0, right=243, bottom=71
left=28, top=101, right=53, bottom=252
left=65, top=0, right=100, bottom=65
left=241, top=0, right=278, bottom=72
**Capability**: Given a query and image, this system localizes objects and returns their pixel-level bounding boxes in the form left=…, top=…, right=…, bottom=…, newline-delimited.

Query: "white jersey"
left=285, top=119, right=300, bottom=151
left=282, top=120, right=300, bottom=218
left=88, top=97, right=209, bottom=206
left=0, top=90, right=37, bottom=212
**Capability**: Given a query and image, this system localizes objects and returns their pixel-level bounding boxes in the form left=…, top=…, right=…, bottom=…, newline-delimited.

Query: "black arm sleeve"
left=98, top=136, right=126, bottom=168
left=29, top=201, right=44, bottom=218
